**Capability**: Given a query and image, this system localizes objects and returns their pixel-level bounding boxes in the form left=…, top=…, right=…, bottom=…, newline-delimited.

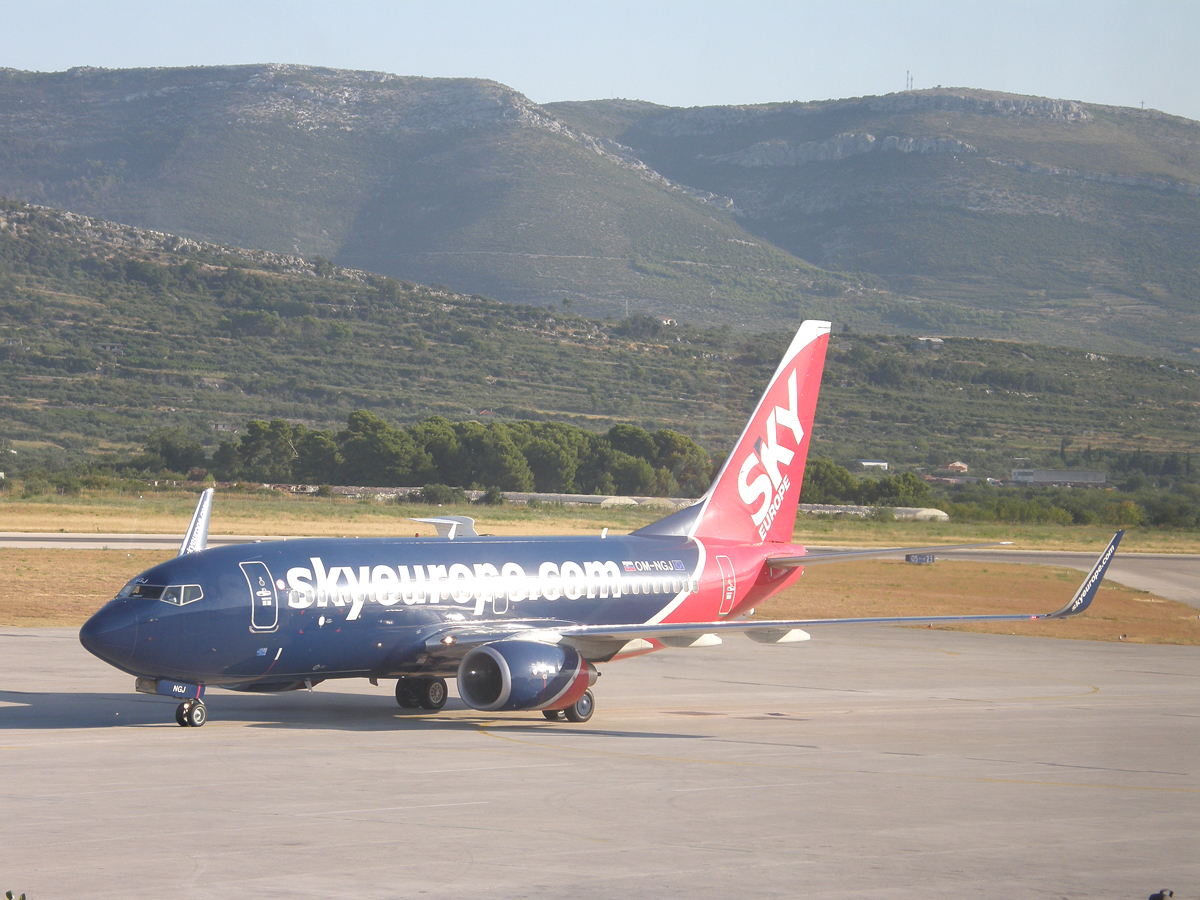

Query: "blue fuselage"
left=80, top=534, right=703, bottom=688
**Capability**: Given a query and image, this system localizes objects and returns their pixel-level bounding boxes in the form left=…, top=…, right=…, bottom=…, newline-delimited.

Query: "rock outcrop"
left=710, top=133, right=976, bottom=167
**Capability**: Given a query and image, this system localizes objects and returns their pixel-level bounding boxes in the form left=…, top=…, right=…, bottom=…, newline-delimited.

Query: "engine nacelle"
left=457, top=640, right=597, bottom=712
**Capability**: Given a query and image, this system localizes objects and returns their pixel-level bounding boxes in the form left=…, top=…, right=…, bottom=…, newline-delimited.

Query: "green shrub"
left=477, top=485, right=506, bottom=506
left=417, top=483, right=467, bottom=505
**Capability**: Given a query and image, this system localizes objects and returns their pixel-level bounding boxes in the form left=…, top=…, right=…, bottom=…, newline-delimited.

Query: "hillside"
left=1, top=200, right=1196, bottom=484
left=0, top=199, right=788, bottom=464
left=0, top=65, right=847, bottom=329
left=0, top=67, right=1198, bottom=357
left=547, top=90, right=1200, bottom=356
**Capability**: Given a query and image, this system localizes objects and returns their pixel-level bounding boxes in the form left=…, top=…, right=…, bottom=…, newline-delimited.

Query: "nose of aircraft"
left=79, top=600, right=139, bottom=669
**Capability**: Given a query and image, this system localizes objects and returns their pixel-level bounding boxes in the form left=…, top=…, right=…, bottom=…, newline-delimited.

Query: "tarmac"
left=1, top=624, right=1196, bottom=899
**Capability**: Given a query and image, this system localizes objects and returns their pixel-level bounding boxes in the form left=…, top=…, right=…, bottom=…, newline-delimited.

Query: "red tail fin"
left=690, top=320, right=830, bottom=545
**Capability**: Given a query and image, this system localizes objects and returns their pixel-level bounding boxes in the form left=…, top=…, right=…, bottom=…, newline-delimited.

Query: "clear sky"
left=1, top=0, right=1197, bottom=121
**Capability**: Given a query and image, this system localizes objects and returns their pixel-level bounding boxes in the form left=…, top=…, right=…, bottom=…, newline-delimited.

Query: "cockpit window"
left=160, top=585, right=204, bottom=606
left=117, top=581, right=202, bottom=604
left=119, top=581, right=165, bottom=600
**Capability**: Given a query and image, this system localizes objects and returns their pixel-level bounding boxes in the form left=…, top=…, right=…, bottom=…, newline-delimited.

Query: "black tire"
left=175, top=703, right=189, bottom=726
left=563, top=689, right=594, bottom=723
left=542, top=709, right=563, bottom=721
left=395, top=678, right=421, bottom=709
left=419, top=677, right=448, bottom=711
left=185, top=701, right=207, bottom=727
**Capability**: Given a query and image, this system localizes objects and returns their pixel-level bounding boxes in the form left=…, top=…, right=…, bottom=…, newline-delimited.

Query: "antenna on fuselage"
left=178, top=488, right=214, bottom=556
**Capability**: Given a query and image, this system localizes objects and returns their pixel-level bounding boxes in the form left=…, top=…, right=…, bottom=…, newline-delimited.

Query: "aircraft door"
left=241, top=561, right=279, bottom=633
left=716, top=555, right=737, bottom=615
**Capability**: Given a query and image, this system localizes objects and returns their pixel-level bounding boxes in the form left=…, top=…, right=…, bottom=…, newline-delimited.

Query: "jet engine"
left=457, top=640, right=597, bottom=712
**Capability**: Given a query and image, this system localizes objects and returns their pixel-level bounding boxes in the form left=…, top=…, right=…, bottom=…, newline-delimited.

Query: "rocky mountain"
left=1, top=66, right=1198, bottom=356
left=548, top=90, right=1200, bottom=356
left=0, top=64, right=838, bottom=329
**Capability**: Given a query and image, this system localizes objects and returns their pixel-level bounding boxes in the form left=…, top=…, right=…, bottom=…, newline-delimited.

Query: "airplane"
left=79, top=320, right=1124, bottom=727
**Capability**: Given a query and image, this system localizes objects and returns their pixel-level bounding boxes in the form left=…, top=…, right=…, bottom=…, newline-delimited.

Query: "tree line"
left=8, top=428, right=1199, bottom=527
left=798, top=458, right=1185, bottom=526
left=797, top=459, right=934, bottom=507
left=139, top=413, right=715, bottom=497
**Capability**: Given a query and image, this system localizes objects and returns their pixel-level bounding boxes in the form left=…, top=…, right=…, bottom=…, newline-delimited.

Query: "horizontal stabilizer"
left=412, top=516, right=478, bottom=539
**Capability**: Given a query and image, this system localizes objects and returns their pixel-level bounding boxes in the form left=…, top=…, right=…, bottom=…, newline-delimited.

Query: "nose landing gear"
left=175, top=699, right=207, bottom=727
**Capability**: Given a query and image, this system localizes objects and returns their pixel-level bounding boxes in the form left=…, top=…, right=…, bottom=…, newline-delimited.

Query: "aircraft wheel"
left=542, top=709, right=564, bottom=721
left=395, top=678, right=421, bottom=709
left=185, top=701, right=207, bottom=728
left=175, top=702, right=189, bottom=726
left=563, top=690, right=594, bottom=723
left=419, top=677, right=448, bottom=711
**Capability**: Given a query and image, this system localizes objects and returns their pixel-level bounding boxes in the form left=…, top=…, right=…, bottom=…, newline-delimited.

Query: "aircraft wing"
left=418, top=531, right=1123, bottom=660
left=766, top=540, right=1011, bottom=568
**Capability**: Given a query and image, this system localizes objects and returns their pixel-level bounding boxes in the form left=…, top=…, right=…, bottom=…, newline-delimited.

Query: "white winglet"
left=178, top=488, right=214, bottom=556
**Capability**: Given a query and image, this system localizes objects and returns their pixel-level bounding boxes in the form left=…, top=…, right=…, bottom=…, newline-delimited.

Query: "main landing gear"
left=541, top=689, right=595, bottom=724
left=175, top=699, right=207, bottom=727
left=396, top=676, right=448, bottom=711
